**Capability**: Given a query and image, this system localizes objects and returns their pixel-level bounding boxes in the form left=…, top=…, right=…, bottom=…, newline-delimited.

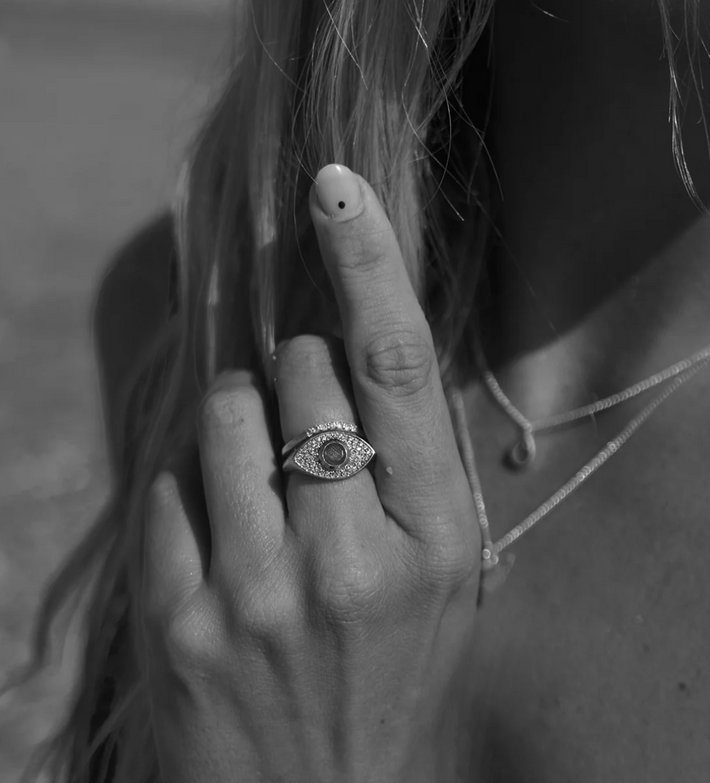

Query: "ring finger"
left=274, top=334, right=385, bottom=545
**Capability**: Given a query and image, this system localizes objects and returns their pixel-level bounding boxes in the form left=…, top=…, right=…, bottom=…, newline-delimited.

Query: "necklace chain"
left=475, top=340, right=710, bottom=468
left=478, top=342, right=710, bottom=434
left=449, top=348, right=710, bottom=590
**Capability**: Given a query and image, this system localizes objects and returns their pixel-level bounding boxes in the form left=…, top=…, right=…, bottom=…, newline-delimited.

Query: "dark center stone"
left=320, top=440, right=348, bottom=469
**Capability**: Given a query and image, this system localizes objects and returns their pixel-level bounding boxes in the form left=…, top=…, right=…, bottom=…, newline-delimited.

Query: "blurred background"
left=0, top=1, right=228, bottom=778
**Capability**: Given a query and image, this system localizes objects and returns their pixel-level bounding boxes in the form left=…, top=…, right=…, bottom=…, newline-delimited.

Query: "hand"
left=142, top=164, right=481, bottom=783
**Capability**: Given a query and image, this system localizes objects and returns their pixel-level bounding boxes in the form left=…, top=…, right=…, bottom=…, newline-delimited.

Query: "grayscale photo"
left=1, top=1, right=709, bottom=781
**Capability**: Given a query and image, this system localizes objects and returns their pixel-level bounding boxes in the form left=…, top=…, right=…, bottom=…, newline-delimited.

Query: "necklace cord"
left=476, top=339, right=710, bottom=434
left=449, top=348, right=710, bottom=575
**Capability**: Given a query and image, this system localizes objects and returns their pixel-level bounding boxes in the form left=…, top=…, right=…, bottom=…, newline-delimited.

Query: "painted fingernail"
left=314, top=164, right=363, bottom=221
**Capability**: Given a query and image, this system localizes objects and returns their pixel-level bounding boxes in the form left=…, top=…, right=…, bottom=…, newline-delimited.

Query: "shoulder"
left=93, top=211, right=177, bottom=401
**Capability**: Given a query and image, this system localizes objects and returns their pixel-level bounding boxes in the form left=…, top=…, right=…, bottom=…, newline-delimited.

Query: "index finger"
left=309, top=164, right=470, bottom=536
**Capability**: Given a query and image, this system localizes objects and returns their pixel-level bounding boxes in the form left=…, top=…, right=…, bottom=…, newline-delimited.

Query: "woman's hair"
left=9, top=1, right=703, bottom=781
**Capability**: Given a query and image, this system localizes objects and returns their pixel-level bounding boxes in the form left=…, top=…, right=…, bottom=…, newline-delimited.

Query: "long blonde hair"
left=13, top=1, right=702, bottom=781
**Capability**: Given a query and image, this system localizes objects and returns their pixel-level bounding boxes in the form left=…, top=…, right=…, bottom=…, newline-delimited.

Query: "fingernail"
left=314, top=164, right=363, bottom=221
left=270, top=340, right=289, bottom=379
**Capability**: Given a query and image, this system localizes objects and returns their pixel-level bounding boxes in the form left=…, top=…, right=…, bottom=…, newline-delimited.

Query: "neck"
left=465, top=0, right=710, bottom=418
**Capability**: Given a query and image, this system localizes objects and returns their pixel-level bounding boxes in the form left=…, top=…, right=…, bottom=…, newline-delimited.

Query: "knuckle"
left=311, top=547, right=386, bottom=622
left=233, top=584, right=300, bottom=641
left=276, top=334, right=342, bottom=381
left=143, top=596, right=216, bottom=671
left=340, top=243, right=389, bottom=277
left=361, top=330, right=436, bottom=398
left=415, top=533, right=479, bottom=595
left=198, top=376, right=260, bottom=434
left=164, top=616, right=215, bottom=669
left=219, top=560, right=301, bottom=642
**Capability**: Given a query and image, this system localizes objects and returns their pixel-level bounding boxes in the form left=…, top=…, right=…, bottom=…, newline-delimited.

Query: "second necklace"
left=475, top=340, right=710, bottom=469
left=448, top=341, right=710, bottom=593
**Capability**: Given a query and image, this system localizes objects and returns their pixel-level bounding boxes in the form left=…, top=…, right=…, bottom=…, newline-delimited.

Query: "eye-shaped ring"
left=282, top=430, right=376, bottom=481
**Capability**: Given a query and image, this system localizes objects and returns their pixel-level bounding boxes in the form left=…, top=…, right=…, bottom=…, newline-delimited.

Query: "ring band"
left=282, top=422, right=376, bottom=481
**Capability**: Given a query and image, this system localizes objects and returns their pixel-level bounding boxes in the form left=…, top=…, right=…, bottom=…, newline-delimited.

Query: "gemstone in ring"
left=282, top=428, right=375, bottom=481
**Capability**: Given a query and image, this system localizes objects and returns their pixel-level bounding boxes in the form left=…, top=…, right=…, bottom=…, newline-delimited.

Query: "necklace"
left=448, top=346, right=710, bottom=593
left=475, top=340, right=710, bottom=469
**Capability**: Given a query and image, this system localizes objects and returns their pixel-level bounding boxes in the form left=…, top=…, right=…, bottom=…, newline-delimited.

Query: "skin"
left=104, top=1, right=710, bottom=781
left=458, top=1, right=710, bottom=780
left=143, top=174, right=481, bottom=782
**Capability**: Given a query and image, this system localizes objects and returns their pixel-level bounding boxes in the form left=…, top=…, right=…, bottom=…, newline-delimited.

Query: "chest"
left=460, top=388, right=710, bottom=782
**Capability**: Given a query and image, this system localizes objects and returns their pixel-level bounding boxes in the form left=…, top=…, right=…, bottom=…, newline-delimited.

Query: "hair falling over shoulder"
left=9, top=0, right=701, bottom=781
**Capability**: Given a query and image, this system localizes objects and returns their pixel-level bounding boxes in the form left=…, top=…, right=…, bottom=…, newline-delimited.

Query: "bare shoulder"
left=93, top=211, right=176, bottom=415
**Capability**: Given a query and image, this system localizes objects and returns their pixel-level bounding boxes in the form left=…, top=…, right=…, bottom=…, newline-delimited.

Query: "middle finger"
left=310, top=165, right=471, bottom=540
left=274, top=334, right=384, bottom=543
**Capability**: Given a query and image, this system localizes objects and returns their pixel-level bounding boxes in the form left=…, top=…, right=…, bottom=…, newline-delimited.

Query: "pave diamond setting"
left=291, top=431, right=375, bottom=480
